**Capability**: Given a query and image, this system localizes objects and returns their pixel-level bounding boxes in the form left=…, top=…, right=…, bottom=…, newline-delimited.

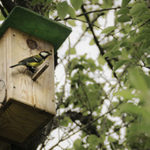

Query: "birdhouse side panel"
left=0, top=33, right=7, bottom=105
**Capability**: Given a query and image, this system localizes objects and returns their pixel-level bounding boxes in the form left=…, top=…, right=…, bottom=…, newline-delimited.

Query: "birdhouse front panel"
left=0, top=28, right=55, bottom=143
left=7, top=28, right=55, bottom=114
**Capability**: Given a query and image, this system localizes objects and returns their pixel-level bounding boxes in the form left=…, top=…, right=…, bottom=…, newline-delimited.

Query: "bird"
left=10, top=51, right=52, bottom=73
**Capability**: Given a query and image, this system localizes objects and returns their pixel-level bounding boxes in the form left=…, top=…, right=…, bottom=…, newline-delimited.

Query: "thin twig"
left=49, top=102, right=121, bottom=150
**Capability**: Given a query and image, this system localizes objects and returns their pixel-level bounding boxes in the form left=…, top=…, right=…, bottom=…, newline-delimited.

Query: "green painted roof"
left=0, top=6, right=72, bottom=51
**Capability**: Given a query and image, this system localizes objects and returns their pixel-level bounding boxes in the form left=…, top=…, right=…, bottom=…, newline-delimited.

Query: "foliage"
left=1, top=0, right=150, bottom=150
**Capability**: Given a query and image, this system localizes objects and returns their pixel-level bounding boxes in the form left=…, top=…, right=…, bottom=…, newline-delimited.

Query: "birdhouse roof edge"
left=0, top=6, right=72, bottom=52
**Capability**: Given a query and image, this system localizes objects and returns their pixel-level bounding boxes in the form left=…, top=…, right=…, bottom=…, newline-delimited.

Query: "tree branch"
left=81, top=5, right=118, bottom=79
left=49, top=101, right=121, bottom=150
left=78, top=7, right=121, bottom=17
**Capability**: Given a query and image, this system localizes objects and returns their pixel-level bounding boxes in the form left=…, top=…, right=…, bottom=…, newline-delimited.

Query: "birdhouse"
left=0, top=6, right=71, bottom=144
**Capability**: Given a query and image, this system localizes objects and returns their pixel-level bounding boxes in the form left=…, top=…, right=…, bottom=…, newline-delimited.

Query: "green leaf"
left=111, top=50, right=122, bottom=58
left=82, top=23, right=87, bottom=30
left=73, top=139, right=85, bottom=150
left=130, top=2, right=147, bottom=17
left=89, top=39, right=95, bottom=45
left=104, top=50, right=121, bottom=59
left=128, top=68, right=148, bottom=91
left=68, top=20, right=76, bottom=26
left=57, top=2, right=75, bottom=19
left=146, top=57, right=150, bottom=65
left=91, top=0, right=99, bottom=3
left=57, top=2, right=68, bottom=19
left=114, top=89, right=136, bottom=100
left=0, top=12, right=4, bottom=21
left=71, top=0, right=83, bottom=10
left=134, top=34, right=145, bottom=42
left=86, top=58, right=97, bottom=71
left=108, top=136, right=116, bottom=142
left=113, top=60, right=128, bottom=71
left=87, top=135, right=100, bottom=149
left=117, top=7, right=129, bottom=15
left=102, top=26, right=116, bottom=34
left=102, top=0, right=113, bottom=8
left=98, top=56, right=106, bottom=65
left=67, top=5, right=76, bottom=18
left=60, top=117, right=72, bottom=127
left=119, top=103, right=141, bottom=115
left=102, top=39, right=117, bottom=50
left=122, top=0, right=131, bottom=7
left=117, top=15, right=131, bottom=22
left=70, top=48, right=76, bottom=54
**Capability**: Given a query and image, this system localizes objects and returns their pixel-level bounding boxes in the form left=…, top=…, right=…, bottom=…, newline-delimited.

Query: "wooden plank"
left=32, top=63, right=49, bottom=81
left=0, top=141, right=11, bottom=150
left=0, top=31, right=7, bottom=106
left=0, top=100, right=53, bottom=143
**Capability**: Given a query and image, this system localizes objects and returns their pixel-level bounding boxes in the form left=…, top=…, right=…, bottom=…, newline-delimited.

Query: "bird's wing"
left=19, top=55, right=42, bottom=64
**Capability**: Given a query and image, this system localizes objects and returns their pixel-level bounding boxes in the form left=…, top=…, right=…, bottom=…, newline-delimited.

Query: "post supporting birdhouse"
left=0, top=6, right=71, bottom=145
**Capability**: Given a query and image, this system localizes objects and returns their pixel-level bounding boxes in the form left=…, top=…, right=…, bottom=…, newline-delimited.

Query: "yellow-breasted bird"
left=10, top=51, right=51, bottom=73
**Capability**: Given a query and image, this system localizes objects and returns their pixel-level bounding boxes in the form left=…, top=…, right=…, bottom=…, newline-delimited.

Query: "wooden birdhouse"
left=0, top=6, right=71, bottom=144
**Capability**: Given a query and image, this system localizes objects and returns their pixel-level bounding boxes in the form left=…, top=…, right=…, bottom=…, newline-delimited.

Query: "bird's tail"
left=9, top=64, right=21, bottom=68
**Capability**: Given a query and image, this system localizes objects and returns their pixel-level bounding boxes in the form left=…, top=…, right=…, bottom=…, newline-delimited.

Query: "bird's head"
left=39, top=50, right=52, bottom=59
